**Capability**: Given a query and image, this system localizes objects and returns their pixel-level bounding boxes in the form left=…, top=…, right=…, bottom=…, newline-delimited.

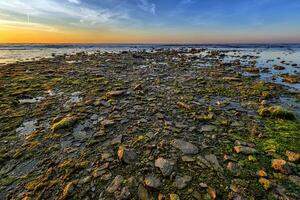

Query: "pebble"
left=155, top=157, right=175, bottom=176
left=171, top=139, right=199, bottom=155
left=173, top=175, right=192, bottom=189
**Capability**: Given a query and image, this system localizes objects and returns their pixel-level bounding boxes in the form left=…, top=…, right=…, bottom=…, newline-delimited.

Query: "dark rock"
left=171, top=139, right=199, bottom=155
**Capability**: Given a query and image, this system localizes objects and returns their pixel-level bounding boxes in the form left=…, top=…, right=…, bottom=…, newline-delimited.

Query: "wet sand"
left=0, top=48, right=299, bottom=199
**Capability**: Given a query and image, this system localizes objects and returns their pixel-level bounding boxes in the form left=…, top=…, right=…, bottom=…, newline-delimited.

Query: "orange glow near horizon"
left=1, top=27, right=299, bottom=44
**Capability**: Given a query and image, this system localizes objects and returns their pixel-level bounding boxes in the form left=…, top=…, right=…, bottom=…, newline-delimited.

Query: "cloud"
left=68, top=0, right=80, bottom=4
left=0, top=0, right=129, bottom=29
left=138, top=0, right=156, bottom=14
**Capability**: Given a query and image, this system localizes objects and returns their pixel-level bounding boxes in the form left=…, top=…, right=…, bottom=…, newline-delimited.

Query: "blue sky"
left=0, top=0, right=300, bottom=43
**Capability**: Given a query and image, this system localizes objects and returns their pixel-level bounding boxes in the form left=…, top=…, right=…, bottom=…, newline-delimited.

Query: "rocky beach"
left=0, top=47, right=299, bottom=200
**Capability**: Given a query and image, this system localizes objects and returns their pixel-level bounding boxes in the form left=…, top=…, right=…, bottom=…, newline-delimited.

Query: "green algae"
left=257, top=119, right=300, bottom=155
left=257, top=106, right=296, bottom=120
left=51, top=116, right=78, bottom=132
left=0, top=176, right=17, bottom=186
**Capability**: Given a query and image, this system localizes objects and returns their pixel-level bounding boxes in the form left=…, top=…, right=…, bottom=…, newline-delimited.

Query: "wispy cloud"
left=138, top=0, right=156, bottom=14
left=68, top=0, right=81, bottom=4
left=0, top=0, right=129, bottom=29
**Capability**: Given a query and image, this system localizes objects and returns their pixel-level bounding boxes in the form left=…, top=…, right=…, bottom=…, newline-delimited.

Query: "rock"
left=234, top=146, right=257, bottom=155
left=51, top=116, right=77, bottom=132
left=259, top=178, right=271, bottom=190
left=244, top=67, right=260, bottom=73
left=107, top=90, right=126, bottom=97
left=196, top=155, right=210, bottom=168
left=181, top=156, right=195, bottom=162
left=227, top=162, right=238, bottom=173
left=117, top=146, right=137, bottom=164
left=271, top=159, right=290, bottom=174
left=138, top=185, right=150, bottom=200
left=154, top=157, right=175, bottom=176
left=281, top=75, right=299, bottom=84
left=177, top=102, right=191, bottom=110
left=192, top=190, right=202, bottom=200
left=273, top=65, right=285, bottom=70
left=204, top=154, right=223, bottom=172
left=101, top=119, right=115, bottom=127
left=111, top=135, right=123, bottom=145
left=286, top=150, right=300, bottom=162
left=144, top=175, right=162, bottom=189
left=115, top=186, right=130, bottom=200
left=257, top=106, right=295, bottom=120
left=257, top=170, right=267, bottom=177
left=207, top=187, right=217, bottom=200
left=171, top=139, right=199, bottom=155
left=60, top=181, right=76, bottom=200
left=169, top=193, right=180, bottom=200
left=106, top=175, right=123, bottom=193
left=173, top=175, right=192, bottom=189
left=223, top=77, right=241, bottom=81
left=201, top=125, right=217, bottom=132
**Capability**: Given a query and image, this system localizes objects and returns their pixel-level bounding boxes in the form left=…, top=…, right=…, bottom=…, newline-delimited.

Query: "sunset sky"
left=0, top=0, right=300, bottom=43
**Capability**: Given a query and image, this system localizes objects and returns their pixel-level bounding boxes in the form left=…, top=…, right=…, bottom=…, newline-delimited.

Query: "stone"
left=155, top=157, right=175, bottom=176
left=173, top=175, right=192, bottom=189
left=106, top=175, right=123, bottom=193
left=207, top=187, right=217, bottom=200
left=271, top=159, right=290, bottom=174
left=171, top=139, right=199, bottom=155
left=144, top=175, right=162, bottom=189
left=61, top=181, right=76, bottom=200
left=177, top=102, right=191, bottom=110
left=192, top=191, right=202, bottom=200
left=115, top=186, right=130, bottom=200
left=181, top=156, right=195, bottom=162
left=286, top=150, right=300, bottom=162
left=111, top=135, right=123, bottom=145
left=204, top=154, right=223, bottom=172
left=51, top=116, right=77, bottom=132
left=117, top=146, right=137, bottom=164
left=257, top=170, right=267, bottom=177
left=259, top=178, right=271, bottom=190
left=101, top=119, right=115, bottom=127
left=170, top=193, right=180, bottom=200
left=234, top=146, right=257, bottom=155
left=227, top=162, right=238, bottom=173
left=201, top=125, right=217, bottom=132
left=138, top=185, right=150, bottom=200
left=107, top=90, right=126, bottom=97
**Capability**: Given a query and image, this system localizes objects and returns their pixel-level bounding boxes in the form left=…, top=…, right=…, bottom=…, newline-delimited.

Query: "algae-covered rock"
left=257, top=106, right=295, bottom=120
left=259, top=178, right=271, bottom=190
left=51, top=116, right=78, bottom=132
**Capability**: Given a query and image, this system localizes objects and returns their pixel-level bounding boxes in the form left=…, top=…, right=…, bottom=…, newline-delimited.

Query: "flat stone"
left=234, top=146, right=257, bottom=155
left=111, top=135, right=123, bottom=145
left=171, top=139, right=199, bottom=155
left=144, top=175, right=162, bottom=189
left=204, top=154, right=223, bottom=172
left=173, top=175, right=192, bottom=189
left=271, top=159, right=290, bottom=174
left=138, top=185, right=150, bottom=200
left=117, top=146, right=137, bottom=164
left=201, top=125, right=217, bottom=132
left=155, top=157, right=175, bottom=176
left=106, top=175, right=123, bottom=193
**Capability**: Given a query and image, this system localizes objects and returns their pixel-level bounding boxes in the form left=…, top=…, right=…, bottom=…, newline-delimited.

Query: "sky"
left=0, top=0, right=300, bottom=43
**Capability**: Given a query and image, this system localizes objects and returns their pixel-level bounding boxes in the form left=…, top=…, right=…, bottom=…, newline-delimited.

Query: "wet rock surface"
left=0, top=48, right=299, bottom=199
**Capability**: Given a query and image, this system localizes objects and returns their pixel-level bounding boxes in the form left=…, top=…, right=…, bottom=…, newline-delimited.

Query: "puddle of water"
left=19, top=97, right=44, bottom=104
left=16, top=119, right=38, bottom=136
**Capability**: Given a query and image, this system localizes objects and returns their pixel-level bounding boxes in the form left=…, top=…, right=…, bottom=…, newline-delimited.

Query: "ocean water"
left=0, top=43, right=299, bottom=90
